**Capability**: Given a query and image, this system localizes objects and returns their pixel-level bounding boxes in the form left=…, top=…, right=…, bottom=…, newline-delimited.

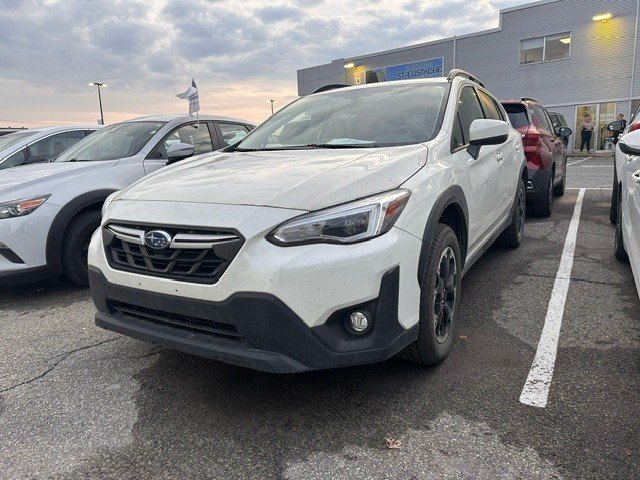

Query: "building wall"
left=297, top=0, right=640, bottom=109
left=456, top=0, right=638, bottom=106
left=297, top=60, right=345, bottom=97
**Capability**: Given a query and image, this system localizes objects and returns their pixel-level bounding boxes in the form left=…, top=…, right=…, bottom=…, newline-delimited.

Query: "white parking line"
left=519, top=188, right=586, bottom=408
left=566, top=157, right=592, bottom=166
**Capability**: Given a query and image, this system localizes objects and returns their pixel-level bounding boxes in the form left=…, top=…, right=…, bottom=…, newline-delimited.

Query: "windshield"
left=236, top=83, right=448, bottom=151
left=56, top=121, right=165, bottom=162
left=0, top=131, right=37, bottom=152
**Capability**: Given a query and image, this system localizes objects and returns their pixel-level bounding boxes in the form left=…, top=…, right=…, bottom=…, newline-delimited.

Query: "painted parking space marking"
left=519, top=188, right=586, bottom=408
left=566, top=157, right=592, bottom=166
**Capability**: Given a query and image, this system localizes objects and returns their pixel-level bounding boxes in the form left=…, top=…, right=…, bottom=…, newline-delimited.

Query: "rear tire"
left=62, top=210, right=101, bottom=285
left=496, top=179, right=526, bottom=248
left=399, top=224, right=461, bottom=365
left=610, top=168, right=618, bottom=224
left=553, top=161, right=566, bottom=197
left=528, top=176, right=553, bottom=217
left=614, top=192, right=628, bottom=262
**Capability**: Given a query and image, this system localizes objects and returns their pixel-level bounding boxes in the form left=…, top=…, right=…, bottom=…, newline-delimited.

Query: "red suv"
left=501, top=98, right=572, bottom=217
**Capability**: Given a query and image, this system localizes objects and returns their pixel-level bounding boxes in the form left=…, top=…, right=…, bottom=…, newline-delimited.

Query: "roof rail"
left=521, top=97, right=540, bottom=103
left=447, top=69, right=484, bottom=88
left=311, top=84, right=350, bottom=94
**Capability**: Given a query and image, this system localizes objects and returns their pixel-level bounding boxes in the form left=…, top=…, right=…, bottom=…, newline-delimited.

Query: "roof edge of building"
left=340, top=0, right=563, bottom=64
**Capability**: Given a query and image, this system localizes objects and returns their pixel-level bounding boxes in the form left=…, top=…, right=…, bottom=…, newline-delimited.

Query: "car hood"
left=118, top=145, right=427, bottom=210
left=0, top=161, right=117, bottom=203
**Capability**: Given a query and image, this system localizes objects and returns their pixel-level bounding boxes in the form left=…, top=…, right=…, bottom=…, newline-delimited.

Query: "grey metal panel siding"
left=634, top=0, right=640, bottom=100
left=456, top=0, right=637, bottom=106
left=298, top=60, right=345, bottom=95
left=297, top=0, right=640, bottom=105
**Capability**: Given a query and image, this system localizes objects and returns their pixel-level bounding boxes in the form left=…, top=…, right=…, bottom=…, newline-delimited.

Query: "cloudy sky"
left=0, top=0, right=532, bottom=128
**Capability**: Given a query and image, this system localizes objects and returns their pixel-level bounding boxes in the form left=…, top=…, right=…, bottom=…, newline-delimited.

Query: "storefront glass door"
left=574, top=104, right=598, bottom=151
left=598, top=102, right=616, bottom=150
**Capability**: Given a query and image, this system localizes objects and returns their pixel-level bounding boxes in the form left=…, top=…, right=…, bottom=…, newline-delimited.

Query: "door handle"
left=633, top=170, right=640, bottom=183
left=515, top=144, right=521, bottom=151
left=496, top=152, right=504, bottom=161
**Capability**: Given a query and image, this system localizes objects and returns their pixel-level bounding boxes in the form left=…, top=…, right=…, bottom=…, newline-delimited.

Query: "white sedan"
left=0, top=125, right=100, bottom=169
left=613, top=129, right=640, bottom=298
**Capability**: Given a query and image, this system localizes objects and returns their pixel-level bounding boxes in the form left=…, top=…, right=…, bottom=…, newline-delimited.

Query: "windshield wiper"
left=305, top=143, right=379, bottom=149
left=230, top=147, right=258, bottom=152
left=227, top=143, right=379, bottom=152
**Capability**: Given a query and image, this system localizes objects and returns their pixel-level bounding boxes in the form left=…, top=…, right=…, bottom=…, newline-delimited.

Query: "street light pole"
left=269, top=99, right=275, bottom=115
left=89, top=82, right=107, bottom=125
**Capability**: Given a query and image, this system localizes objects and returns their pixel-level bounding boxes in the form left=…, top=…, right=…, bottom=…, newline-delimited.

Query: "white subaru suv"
left=89, top=70, right=526, bottom=372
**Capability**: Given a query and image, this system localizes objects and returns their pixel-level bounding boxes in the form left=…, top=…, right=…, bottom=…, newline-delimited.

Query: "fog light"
left=346, top=311, right=371, bottom=335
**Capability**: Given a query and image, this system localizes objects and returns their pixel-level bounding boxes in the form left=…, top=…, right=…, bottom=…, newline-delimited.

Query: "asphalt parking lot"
left=0, top=156, right=638, bottom=480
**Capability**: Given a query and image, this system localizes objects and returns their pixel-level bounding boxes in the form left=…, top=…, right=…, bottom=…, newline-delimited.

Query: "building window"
left=520, top=32, right=570, bottom=65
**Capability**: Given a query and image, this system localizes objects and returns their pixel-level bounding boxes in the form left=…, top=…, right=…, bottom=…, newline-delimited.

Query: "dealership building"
left=297, top=0, right=640, bottom=151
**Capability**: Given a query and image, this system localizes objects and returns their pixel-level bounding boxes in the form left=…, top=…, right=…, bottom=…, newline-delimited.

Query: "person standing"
left=614, top=113, right=627, bottom=136
left=580, top=115, right=595, bottom=152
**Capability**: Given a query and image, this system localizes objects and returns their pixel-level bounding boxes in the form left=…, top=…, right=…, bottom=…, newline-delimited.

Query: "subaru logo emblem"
left=144, top=230, right=172, bottom=250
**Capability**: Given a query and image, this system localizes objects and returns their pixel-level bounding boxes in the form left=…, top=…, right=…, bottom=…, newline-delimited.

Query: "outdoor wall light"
left=344, top=62, right=355, bottom=69
left=592, top=13, right=612, bottom=22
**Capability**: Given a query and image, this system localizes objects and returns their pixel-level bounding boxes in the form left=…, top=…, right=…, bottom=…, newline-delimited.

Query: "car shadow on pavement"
left=0, top=280, right=88, bottom=310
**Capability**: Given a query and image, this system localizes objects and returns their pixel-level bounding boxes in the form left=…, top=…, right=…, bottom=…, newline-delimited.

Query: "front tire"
left=62, top=210, right=101, bottom=285
left=496, top=179, right=526, bottom=248
left=610, top=168, right=618, bottom=224
left=399, top=224, right=461, bottom=365
left=614, top=191, right=628, bottom=262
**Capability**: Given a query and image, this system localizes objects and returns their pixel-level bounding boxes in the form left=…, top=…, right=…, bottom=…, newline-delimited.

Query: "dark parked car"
left=0, top=127, right=27, bottom=137
left=502, top=98, right=572, bottom=217
left=548, top=112, right=571, bottom=147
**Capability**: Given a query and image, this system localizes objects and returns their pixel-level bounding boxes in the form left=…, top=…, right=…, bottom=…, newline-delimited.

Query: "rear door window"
left=218, top=123, right=250, bottom=147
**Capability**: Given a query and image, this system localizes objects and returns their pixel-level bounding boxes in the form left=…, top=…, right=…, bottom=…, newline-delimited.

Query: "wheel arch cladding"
left=46, top=189, right=116, bottom=275
left=417, top=185, right=469, bottom=283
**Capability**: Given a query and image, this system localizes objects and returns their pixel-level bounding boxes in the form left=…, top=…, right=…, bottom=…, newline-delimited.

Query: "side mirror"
left=467, top=119, right=509, bottom=159
left=557, top=126, right=572, bottom=138
left=607, top=120, right=624, bottom=132
left=618, top=132, right=640, bottom=156
left=25, top=156, right=49, bottom=165
left=166, top=142, right=195, bottom=165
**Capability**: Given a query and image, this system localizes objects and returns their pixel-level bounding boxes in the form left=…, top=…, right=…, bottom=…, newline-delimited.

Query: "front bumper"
left=0, top=203, right=60, bottom=285
left=90, top=266, right=418, bottom=373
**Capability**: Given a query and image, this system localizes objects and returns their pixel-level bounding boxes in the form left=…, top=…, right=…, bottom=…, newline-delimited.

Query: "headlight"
left=0, top=195, right=50, bottom=219
left=268, top=189, right=411, bottom=246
